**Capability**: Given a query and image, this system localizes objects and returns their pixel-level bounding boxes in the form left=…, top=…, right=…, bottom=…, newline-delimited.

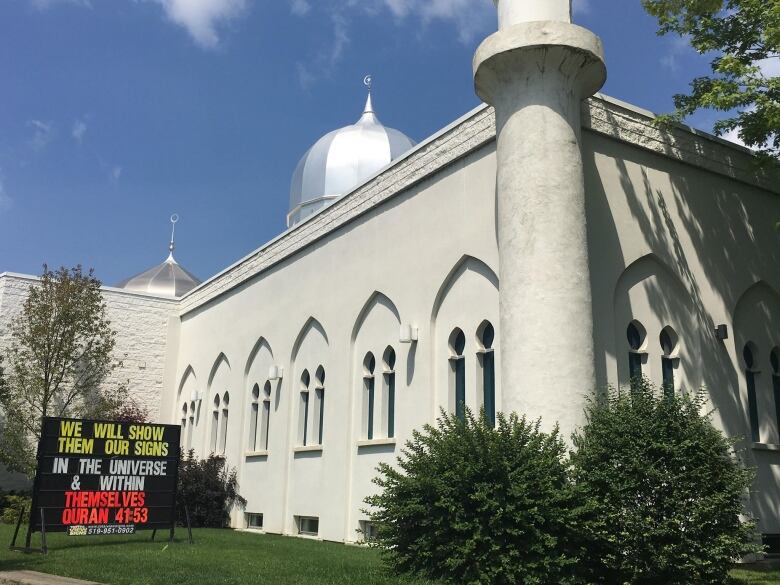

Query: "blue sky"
left=0, top=0, right=719, bottom=286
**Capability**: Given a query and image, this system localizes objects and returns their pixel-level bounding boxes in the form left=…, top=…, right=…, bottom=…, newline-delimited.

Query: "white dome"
left=288, top=93, right=415, bottom=227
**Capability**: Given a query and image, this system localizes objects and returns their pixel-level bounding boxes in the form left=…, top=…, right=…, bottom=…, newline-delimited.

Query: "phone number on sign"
left=68, top=524, right=136, bottom=536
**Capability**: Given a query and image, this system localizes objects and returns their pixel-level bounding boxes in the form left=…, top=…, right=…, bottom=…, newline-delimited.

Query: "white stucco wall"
left=164, top=95, right=780, bottom=542
left=0, top=273, right=178, bottom=421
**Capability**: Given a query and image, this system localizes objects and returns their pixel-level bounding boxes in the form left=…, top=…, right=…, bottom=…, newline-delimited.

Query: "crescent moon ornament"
left=363, top=75, right=372, bottom=91
left=170, top=214, right=179, bottom=224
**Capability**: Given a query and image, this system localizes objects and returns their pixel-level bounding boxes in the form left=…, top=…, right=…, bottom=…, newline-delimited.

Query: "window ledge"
left=752, top=442, right=780, bottom=452
left=245, top=450, right=269, bottom=458
left=357, top=438, right=396, bottom=448
left=293, top=445, right=323, bottom=453
left=237, top=528, right=265, bottom=534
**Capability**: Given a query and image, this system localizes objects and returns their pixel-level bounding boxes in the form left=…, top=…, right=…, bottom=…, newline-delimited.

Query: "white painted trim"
left=356, top=438, right=396, bottom=448
left=292, top=445, right=323, bottom=453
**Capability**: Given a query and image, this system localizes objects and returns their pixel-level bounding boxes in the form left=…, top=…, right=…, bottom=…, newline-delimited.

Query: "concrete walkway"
left=0, top=571, right=104, bottom=585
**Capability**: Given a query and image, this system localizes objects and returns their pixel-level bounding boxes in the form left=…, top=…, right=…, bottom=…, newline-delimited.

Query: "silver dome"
left=117, top=217, right=201, bottom=298
left=117, top=252, right=201, bottom=298
left=288, top=93, right=415, bottom=227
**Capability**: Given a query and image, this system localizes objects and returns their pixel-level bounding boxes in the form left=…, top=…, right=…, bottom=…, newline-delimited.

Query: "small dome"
left=288, top=92, right=415, bottom=227
left=117, top=215, right=201, bottom=298
left=117, top=253, right=201, bottom=298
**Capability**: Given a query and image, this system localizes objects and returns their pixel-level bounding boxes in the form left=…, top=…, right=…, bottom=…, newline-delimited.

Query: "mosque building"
left=1, top=0, right=780, bottom=544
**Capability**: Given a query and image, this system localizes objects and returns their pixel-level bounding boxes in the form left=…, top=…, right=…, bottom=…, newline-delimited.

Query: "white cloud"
left=660, top=35, right=692, bottom=73
left=72, top=119, right=87, bottom=143
left=721, top=126, right=749, bottom=149
left=757, top=56, right=780, bottom=78
left=110, top=165, right=123, bottom=182
left=28, top=119, right=53, bottom=151
left=297, top=12, right=351, bottom=88
left=371, top=0, right=493, bottom=44
left=290, top=0, right=311, bottom=16
left=293, top=0, right=492, bottom=88
left=148, top=0, right=247, bottom=49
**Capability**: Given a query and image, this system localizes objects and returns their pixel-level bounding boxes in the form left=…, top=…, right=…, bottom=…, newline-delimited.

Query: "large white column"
left=474, top=0, right=606, bottom=437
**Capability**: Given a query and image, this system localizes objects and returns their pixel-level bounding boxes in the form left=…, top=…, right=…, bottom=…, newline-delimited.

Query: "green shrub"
left=1, top=494, right=31, bottom=524
left=571, top=379, right=761, bottom=584
left=365, top=409, right=585, bottom=585
left=176, top=450, right=246, bottom=528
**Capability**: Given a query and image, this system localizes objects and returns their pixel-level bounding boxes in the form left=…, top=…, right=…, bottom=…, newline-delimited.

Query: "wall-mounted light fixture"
left=714, top=324, right=729, bottom=341
left=400, top=324, right=418, bottom=344
left=190, top=389, right=202, bottom=403
left=268, top=365, right=284, bottom=381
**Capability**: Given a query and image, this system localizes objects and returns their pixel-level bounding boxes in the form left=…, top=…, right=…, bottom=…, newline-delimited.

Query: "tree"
left=642, top=0, right=779, bottom=160
left=365, top=409, right=586, bottom=585
left=0, top=265, right=124, bottom=476
left=177, top=451, right=246, bottom=528
left=571, top=379, right=761, bottom=584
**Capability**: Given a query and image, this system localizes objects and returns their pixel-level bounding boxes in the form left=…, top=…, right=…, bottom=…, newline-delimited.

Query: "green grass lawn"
left=0, top=523, right=778, bottom=585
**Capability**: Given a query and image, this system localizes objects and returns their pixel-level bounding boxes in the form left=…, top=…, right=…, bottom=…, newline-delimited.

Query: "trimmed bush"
left=571, top=379, right=761, bottom=584
left=0, top=493, right=31, bottom=524
left=177, top=450, right=246, bottom=528
left=365, top=409, right=584, bottom=585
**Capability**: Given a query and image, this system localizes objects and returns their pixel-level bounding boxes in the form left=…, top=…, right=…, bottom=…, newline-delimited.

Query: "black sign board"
left=27, top=417, right=180, bottom=542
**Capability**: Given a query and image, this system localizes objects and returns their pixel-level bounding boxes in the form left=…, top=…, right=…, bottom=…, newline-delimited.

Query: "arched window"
left=478, top=322, right=496, bottom=427
left=260, top=381, right=272, bottom=451
left=249, top=384, right=260, bottom=451
left=187, top=401, right=195, bottom=450
left=627, top=321, right=645, bottom=388
left=314, top=366, right=326, bottom=445
left=744, top=343, right=760, bottom=443
left=363, top=353, right=376, bottom=440
left=383, top=347, right=396, bottom=439
left=181, top=403, right=188, bottom=430
left=660, top=326, right=678, bottom=396
left=299, top=370, right=311, bottom=446
left=772, top=348, right=780, bottom=439
left=219, top=392, right=230, bottom=454
left=210, top=394, right=221, bottom=453
left=450, top=328, right=466, bottom=420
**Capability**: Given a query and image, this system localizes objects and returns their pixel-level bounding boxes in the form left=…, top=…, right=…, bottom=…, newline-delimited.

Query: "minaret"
left=473, top=0, right=606, bottom=436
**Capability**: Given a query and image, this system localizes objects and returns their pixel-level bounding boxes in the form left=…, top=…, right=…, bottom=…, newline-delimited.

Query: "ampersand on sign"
left=71, top=475, right=81, bottom=490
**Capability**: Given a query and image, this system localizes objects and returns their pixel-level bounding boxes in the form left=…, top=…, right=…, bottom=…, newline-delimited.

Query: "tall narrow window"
left=249, top=384, right=260, bottom=450
left=772, top=349, right=780, bottom=441
left=219, top=392, right=229, bottom=454
left=383, top=347, right=396, bottom=439
left=300, top=370, right=310, bottom=446
left=450, top=328, right=466, bottom=420
left=210, top=394, right=220, bottom=453
left=261, top=381, right=271, bottom=451
left=181, top=404, right=188, bottom=432
left=627, top=321, right=645, bottom=389
left=187, top=401, right=195, bottom=451
left=364, top=353, right=376, bottom=440
left=315, top=366, right=326, bottom=445
left=744, top=344, right=760, bottom=443
left=660, top=326, right=677, bottom=397
left=480, top=322, right=496, bottom=427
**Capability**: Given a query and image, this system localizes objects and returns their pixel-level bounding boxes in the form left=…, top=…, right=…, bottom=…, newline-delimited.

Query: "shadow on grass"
left=3, top=524, right=190, bottom=552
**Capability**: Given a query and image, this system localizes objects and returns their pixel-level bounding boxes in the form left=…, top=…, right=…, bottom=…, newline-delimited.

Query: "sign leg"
left=40, top=508, right=47, bottom=555
left=185, top=505, right=193, bottom=545
left=9, top=505, right=26, bottom=549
